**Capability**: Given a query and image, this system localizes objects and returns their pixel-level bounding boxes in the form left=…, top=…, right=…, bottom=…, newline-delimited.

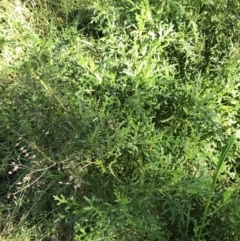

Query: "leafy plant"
left=1, top=0, right=240, bottom=240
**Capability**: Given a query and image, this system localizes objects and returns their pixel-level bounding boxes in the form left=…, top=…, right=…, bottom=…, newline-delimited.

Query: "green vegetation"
left=1, top=0, right=240, bottom=240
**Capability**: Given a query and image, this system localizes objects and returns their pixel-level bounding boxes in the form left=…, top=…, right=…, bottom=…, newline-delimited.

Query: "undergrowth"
left=0, top=0, right=240, bottom=240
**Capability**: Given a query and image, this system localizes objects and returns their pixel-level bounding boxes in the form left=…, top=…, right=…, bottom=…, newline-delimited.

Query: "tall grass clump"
left=0, top=0, right=240, bottom=240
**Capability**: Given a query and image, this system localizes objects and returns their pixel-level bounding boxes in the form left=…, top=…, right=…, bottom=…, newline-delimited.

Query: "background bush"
left=0, top=0, right=240, bottom=240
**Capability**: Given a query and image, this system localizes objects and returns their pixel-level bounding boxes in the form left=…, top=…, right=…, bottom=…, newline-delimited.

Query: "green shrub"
left=0, top=0, right=240, bottom=240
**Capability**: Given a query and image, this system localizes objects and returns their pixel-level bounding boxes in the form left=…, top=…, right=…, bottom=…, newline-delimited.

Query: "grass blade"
left=197, top=131, right=239, bottom=240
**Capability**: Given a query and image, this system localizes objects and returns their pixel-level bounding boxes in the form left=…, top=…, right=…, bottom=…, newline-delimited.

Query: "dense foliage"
left=0, top=0, right=240, bottom=240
